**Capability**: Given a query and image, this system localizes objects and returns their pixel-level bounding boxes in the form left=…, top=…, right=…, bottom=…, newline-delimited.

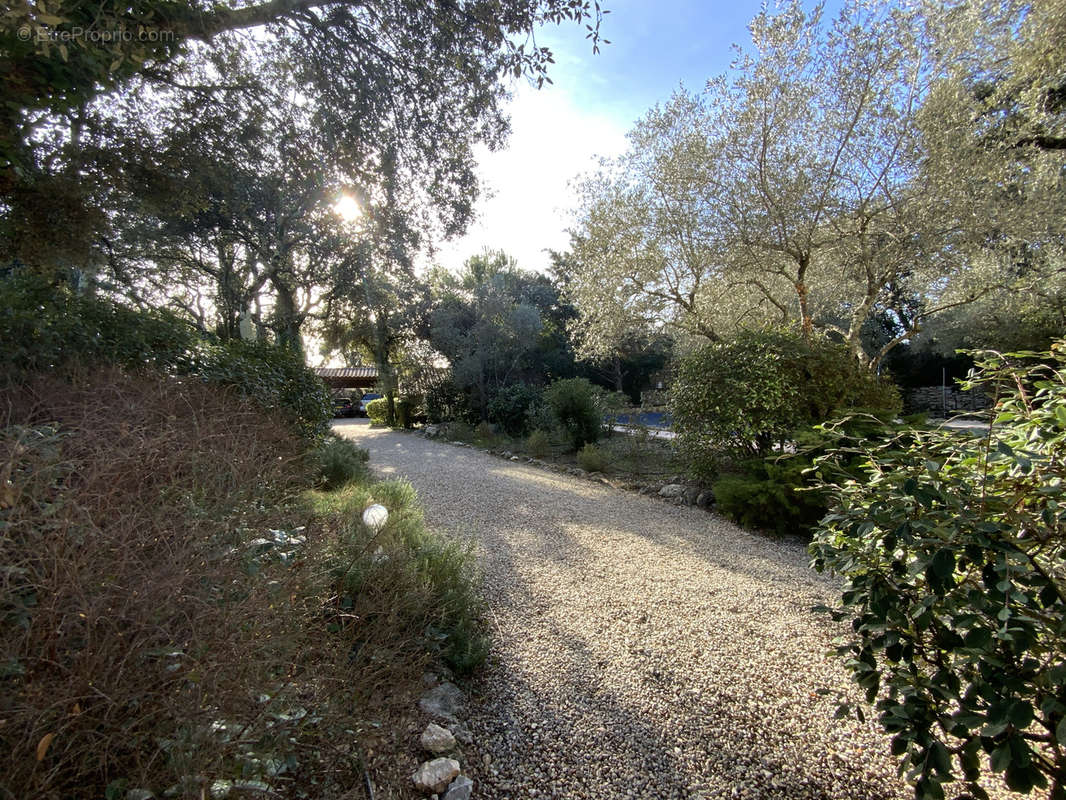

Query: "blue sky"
left=433, top=1, right=839, bottom=274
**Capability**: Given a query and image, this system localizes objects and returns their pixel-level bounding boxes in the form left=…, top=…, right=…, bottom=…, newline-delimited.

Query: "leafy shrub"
left=810, top=343, right=1066, bottom=799
left=425, top=376, right=472, bottom=424
left=312, top=436, right=370, bottom=490
left=671, top=328, right=900, bottom=479
left=543, top=377, right=601, bottom=450
left=487, top=382, right=542, bottom=437
left=576, top=443, right=609, bottom=473
left=526, top=429, right=552, bottom=458
left=0, top=273, right=332, bottom=440
left=190, top=339, right=332, bottom=440
left=365, top=397, right=389, bottom=425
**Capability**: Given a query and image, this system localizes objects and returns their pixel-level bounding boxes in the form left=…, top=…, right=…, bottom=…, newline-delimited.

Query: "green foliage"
left=189, top=340, right=332, bottom=441
left=671, top=329, right=900, bottom=478
left=525, top=429, right=552, bottom=459
left=543, top=377, right=601, bottom=450
left=0, top=273, right=331, bottom=440
left=810, top=343, right=1066, bottom=799
left=311, top=437, right=370, bottom=490
left=576, top=443, right=609, bottom=473
left=487, top=382, right=543, bottom=437
left=425, top=378, right=473, bottom=424
left=365, top=397, right=389, bottom=426
left=712, top=458, right=827, bottom=536
left=312, top=477, right=488, bottom=675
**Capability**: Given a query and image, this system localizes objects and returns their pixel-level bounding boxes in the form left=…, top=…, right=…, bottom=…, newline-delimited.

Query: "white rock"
left=411, top=758, right=460, bottom=795
left=658, top=483, right=686, bottom=498
left=420, top=722, right=457, bottom=754
left=443, top=775, right=474, bottom=800
left=419, top=681, right=465, bottom=719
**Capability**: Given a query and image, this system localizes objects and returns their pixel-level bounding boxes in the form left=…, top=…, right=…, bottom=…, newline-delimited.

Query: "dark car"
left=332, top=396, right=356, bottom=418
left=358, top=393, right=383, bottom=416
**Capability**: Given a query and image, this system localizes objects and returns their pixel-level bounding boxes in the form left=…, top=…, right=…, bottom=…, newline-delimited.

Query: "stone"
left=411, top=758, right=460, bottom=795
left=424, top=425, right=440, bottom=438
left=422, top=671, right=440, bottom=688
left=420, top=722, right=457, bottom=754
left=683, top=486, right=701, bottom=505
left=658, top=483, right=686, bottom=498
left=443, top=775, right=474, bottom=800
left=418, top=681, right=465, bottom=719
left=696, top=490, right=714, bottom=508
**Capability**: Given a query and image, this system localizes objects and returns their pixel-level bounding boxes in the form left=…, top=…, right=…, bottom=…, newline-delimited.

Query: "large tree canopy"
left=566, top=0, right=1065, bottom=368
left=1, top=0, right=606, bottom=283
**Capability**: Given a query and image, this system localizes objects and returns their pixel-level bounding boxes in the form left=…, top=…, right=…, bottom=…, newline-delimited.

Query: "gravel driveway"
left=333, top=421, right=934, bottom=799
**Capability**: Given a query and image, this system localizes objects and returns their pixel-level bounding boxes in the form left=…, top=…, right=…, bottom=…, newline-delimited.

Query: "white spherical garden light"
left=362, top=503, right=389, bottom=532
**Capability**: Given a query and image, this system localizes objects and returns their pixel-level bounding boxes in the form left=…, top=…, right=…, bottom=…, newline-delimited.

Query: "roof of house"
left=314, top=366, right=378, bottom=379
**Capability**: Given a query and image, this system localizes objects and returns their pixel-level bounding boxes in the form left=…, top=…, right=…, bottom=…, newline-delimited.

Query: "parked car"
left=332, top=396, right=356, bottom=418
left=358, top=393, right=383, bottom=416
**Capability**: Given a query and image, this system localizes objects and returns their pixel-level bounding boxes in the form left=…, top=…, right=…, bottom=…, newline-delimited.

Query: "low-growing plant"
left=810, top=343, right=1066, bottom=799
left=712, top=457, right=827, bottom=535
left=443, top=421, right=475, bottom=443
left=312, top=436, right=370, bottom=490
left=525, top=429, right=552, bottom=458
left=309, top=477, right=488, bottom=675
left=576, top=443, right=609, bottom=473
left=473, top=420, right=499, bottom=447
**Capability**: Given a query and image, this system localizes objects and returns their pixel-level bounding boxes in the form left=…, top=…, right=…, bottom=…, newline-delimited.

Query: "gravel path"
left=334, top=421, right=940, bottom=799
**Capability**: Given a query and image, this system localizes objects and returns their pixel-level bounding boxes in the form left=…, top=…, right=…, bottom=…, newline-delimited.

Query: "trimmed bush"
left=576, top=443, right=609, bottom=473
left=671, top=328, right=900, bottom=479
left=487, top=382, right=542, bottom=437
left=543, top=377, right=601, bottom=450
left=365, top=397, right=389, bottom=426
left=810, top=343, right=1066, bottom=799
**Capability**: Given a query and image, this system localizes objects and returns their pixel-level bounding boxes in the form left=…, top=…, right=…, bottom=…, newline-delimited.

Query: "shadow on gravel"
left=335, top=425, right=902, bottom=799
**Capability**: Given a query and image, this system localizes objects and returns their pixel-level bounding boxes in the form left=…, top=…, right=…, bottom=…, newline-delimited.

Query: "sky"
left=430, top=1, right=782, bottom=275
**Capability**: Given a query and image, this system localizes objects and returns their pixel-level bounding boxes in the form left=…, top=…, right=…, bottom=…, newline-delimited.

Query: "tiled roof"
left=314, top=366, right=378, bottom=378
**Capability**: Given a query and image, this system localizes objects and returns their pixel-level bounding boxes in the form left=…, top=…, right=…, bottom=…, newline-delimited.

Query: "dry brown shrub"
left=0, top=368, right=331, bottom=799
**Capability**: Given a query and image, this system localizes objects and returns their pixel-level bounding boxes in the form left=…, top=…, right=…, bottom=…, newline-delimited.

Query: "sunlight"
left=334, top=193, right=361, bottom=222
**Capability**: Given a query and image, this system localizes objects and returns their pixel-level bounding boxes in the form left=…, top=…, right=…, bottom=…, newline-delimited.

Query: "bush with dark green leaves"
left=713, top=457, right=827, bottom=535
left=0, top=273, right=331, bottom=440
left=810, top=344, right=1066, bottom=800
left=543, top=377, right=601, bottom=450
left=487, top=382, right=542, bottom=437
left=671, top=329, right=900, bottom=479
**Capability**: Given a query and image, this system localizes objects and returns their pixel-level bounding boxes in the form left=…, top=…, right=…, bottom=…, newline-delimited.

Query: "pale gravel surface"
left=335, top=420, right=996, bottom=800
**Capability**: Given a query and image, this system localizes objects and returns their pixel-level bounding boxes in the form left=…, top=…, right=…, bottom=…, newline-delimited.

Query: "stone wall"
left=904, top=385, right=991, bottom=415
